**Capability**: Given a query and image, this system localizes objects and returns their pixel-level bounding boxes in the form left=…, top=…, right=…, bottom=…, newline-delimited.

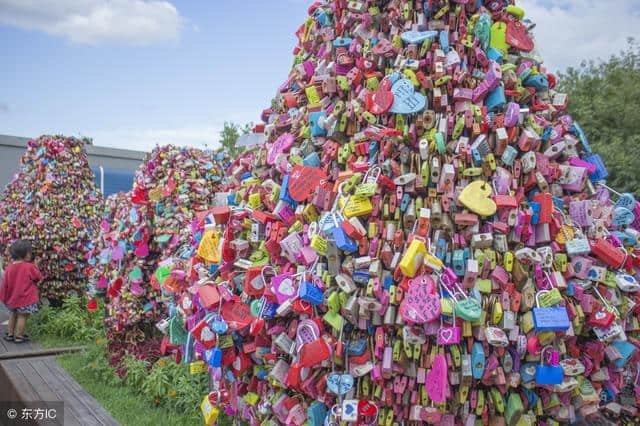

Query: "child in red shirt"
left=0, top=240, right=42, bottom=343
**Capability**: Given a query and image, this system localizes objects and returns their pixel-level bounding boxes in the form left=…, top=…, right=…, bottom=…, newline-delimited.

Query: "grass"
left=56, top=351, right=193, bottom=426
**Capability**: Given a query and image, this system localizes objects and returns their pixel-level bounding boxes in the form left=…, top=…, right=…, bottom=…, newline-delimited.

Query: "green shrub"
left=29, top=295, right=105, bottom=343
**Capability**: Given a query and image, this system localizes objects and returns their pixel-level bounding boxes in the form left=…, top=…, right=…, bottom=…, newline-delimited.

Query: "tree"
left=218, top=121, right=253, bottom=156
left=557, top=38, right=640, bottom=197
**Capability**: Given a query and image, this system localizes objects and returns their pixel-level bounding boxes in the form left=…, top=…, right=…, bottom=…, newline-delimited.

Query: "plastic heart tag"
left=272, top=273, right=297, bottom=304
left=613, top=207, right=634, bottom=227
left=506, top=20, right=534, bottom=52
left=200, top=326, right=215, bottom=342
left=367, top=79, right=394, bottom=115
left=426, top=353, right=448, bottom=403
left=289, top=166, right=326, bottom=202
left=454, top=297, right=482, bottom=321
left=212, top=317, right=228, bottom=334
left=458, top=181, right=497, bottom=216
left=267, top=133, right=295, bottom=165
left=614, top=193, right=636, bottom=211
left=134, top=242, right=149, bottom=258
left=390, top=78, right=427, bottom=114
left=327, top=373, right=354, bottom=395
left=399, top=275, right=440, bottom=324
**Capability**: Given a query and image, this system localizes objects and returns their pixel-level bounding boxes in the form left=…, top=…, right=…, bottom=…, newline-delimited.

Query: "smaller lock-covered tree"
left=0, top=135, right=103, bottom=301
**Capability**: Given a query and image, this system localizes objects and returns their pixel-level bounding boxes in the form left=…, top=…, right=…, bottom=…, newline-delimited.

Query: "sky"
left=0, top=0, right=638, bottom=151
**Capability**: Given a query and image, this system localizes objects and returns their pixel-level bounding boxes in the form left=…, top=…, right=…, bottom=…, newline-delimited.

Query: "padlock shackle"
left=363, top=165, right=381, bottom=184
left=596, top=181, right=622, bottom=197
left=539, top=345, right=555, bottom=366
left=592, top=286, right=620, bottom=317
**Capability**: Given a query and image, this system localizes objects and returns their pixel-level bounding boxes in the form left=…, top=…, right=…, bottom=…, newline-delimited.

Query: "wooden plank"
left=0, top=356, right=118, bottom=426
left=0, top=359, right=41, bottom=402
left=42, top=358, right=108, bottom=426
left=49, top=362, right=118, bottom=426
left=29, top=358, right=84, bottom=426
left=0, top=346, right=84, bottom=360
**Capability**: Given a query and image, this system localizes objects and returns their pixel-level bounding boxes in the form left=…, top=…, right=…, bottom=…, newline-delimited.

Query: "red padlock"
left=592, top=238, right=626, bottom=269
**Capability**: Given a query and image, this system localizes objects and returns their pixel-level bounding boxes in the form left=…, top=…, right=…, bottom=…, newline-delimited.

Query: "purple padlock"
left=504, top=102, right=520, bottom=128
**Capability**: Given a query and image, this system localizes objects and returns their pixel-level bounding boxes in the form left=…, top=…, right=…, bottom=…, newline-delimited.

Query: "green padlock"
left=505, top=392, right=524, bottom=425
left=454, top=295, right=482, bottom=322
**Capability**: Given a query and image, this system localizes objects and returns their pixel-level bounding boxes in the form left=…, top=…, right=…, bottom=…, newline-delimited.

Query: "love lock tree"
left=0, top=135, right=102, bottom=302
left=154, top=2, right=640, bottom=425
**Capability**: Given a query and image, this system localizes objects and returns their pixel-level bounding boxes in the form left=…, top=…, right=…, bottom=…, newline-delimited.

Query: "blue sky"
left=0, top=0, right=638, bottom=151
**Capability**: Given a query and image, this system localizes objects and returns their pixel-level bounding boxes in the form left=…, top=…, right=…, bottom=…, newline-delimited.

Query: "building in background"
left=0, top=134, right=145, bottom=196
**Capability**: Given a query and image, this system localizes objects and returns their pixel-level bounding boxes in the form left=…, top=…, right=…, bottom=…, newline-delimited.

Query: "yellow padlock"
left=342, top=194, right=373, bottom=218
left=302, top=204, right=318, bottom=223
left=305, top=86, right=320, bottom=104
left=504, top=251, right=514, bottom=272
left=492, top=300, right=503, bottom=325
left=399, top=239, right=426, bottom=277
left=440, top=297, right=454, bottom=315
left=201, top=395, right=220, bottom=425
left=519, top=311, right=535, bottom=333
left=476, top=278, right=492, bottom=294
left=310, top=235, right=327, bottom=256
left=248, top=193, right=262, bottom=209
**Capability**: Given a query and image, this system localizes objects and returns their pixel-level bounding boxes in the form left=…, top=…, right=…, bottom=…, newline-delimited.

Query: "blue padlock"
left=400, top=193, right=411, bottom=212
left=279, top=175, right=299, bottom=207
left=529, top=201, right=540, bottom=225
left=524, top=74, right=549, bottom=92
left=534, top=347, right=563, bottom=385
left=501, top=145, right=517, bottom=166
left=486, top=86, right=506, bottom=112
left=299, top=281, right=324, bottom=305
left=452, top=250, right=465, bottom=276
left=585, top=154, right=608, bottom=181
left=471, top=342, right=485, bottom=379
left=520, top=362, right=537, bottom=383
left=368, top=141, right=379, bottom=163
left=439, top=30, right=450, bottom=53
left=353, top=271, right=370, bottom=284
left=435, top=238, right=447, bottom=260
left=532, top=291, right=570, bottom=332
left=611, top=340, right=637, bottom=368
left=382, top=274, right=393, bottom=290
left=303, top=152, right=321, bottom=167
left=207, top=347, right=222, bottom=367
left=333, top=226, right=357, bottom=253
left=347, top=339, right=367, bottom=356
left=570, top=122, right=592, bottom=153
left=487, top=47, right=503, bottom=63
left=333, top=37, right=352, bottom=48
left=522, top=388, right=539, bottom=407
left=309, top=111, right=327, bottom=137
left=552, top=196, right=564, bottom=210
left=314, top=9, right=330, bottom=26
left=307, top=401, right=328, bottom=426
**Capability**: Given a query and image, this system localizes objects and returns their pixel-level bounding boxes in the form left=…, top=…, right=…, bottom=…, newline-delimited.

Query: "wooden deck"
left=0, top=305, right=119, bottom=425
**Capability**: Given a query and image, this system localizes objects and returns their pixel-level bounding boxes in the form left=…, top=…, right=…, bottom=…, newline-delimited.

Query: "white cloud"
left=86, top=124, right=225, bottom=152
left=0, top=0, right=183, bottom=45
left=520, top=0, right=640, bottom=72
